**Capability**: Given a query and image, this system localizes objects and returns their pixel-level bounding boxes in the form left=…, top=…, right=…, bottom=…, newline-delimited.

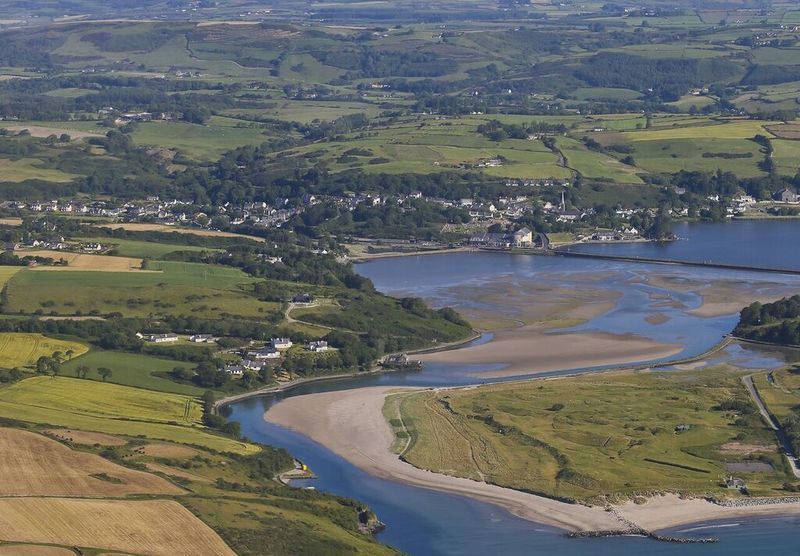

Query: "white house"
left=242, top=359, right=264, bottom=371
left=307, top=340, right=329, bottom=353
left=511, top=227, right=533, bottom=247
left=247, top=348, right=281, bottom=360
left=271, top=338, right=293, bottom=350
left=224, top=365, right=244, bottom=376
left=146, top=333, right=179, bottom=343
left=189, top=334, right=216, bottom=343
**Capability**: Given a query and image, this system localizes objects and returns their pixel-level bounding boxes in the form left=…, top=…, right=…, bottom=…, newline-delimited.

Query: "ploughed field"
left=0, top=427, right=183, bottom=497
left=0, top=498, right=235, bottom=556
left=388, top=367, right=794, bottom=503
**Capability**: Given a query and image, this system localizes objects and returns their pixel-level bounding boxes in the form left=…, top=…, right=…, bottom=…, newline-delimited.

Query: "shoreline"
left=265, top=385, right=800, bottom=534
left=213, top=330, right=482, bottom=411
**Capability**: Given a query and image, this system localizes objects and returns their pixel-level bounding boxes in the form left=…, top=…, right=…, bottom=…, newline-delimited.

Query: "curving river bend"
left=225, top=221, right=800, bottom=555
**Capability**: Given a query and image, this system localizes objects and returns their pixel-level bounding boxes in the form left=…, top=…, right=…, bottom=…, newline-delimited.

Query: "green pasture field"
left=0, top=332, right=88, bottom=369
left=279, top=53, right=345, bottom=83
left=753, top=47, right=800, bottom=65
left=557, top=137, right=643, bottom=183
left=42, top=88, right=99, bottom=98
left=667, top=94, right=717, bottom=112
left=390, top=367, right=790, bottom=503
left=5, top=375, right=200, bottom=423
left=623, top=119, right=771, bottom=141
left=130, top=120, right=272, bottom=160
left=0, top=267, right=22, bottom=288
left=629, top=137, right=766, bottom=177
left=80, top=237, right=222, bottom=259
left=3, top=261, right=281, bottom=319
left=281, top=118, right=570, bottom=178
left=754, top=369, right=800, bottom=422
left=604, top=43, right=732, bottom=59
left=62, top=350, right=201, bottom=395
left=772, top=139, right=800, bottom=175
left=0, top=376, right=257, bottom=454
left=223, top=100, right=382, bottom=123
left=0, top=158, right=79, bottom=183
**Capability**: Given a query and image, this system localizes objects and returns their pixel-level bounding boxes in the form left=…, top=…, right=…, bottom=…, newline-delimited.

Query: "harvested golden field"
left=0, top=545, right=75, bottom=555
left=0, top=333, right=87, bottom=369
left=0, top=498, right=235, bottom=556
left=22, top=250, right=151, bottom=272
left=145, top=462, right=212, bottom=483
left=140, top=443, right=199, bottom=458
left=96, top=222, right=266, bottom=242
left=0, top=428, right=184, bottom=497
left=43, top=428, right=127, bottom=446
left=0, top=218, right=23, bottom=226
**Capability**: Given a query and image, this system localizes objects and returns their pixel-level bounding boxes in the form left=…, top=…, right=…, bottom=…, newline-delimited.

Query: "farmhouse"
left=81, top=242, right=103, bottom=252
left=242, top=359, right=264, bottom=371
left=142, top=333, right=179, bottom=344
left=724, top=476, right=747, bottom=491
left=271, top=337, right=293, bottom=349
left=292, top=293, right=313, bottom=304
left=189, top=334, right=216, bottom=343
left=224, top=365, right=244, bottom=376
left=307, top=340, right=329, bottom=353
left=773, top=188, right=799, bottom=203
left=247, top=347, right=281, bottom=360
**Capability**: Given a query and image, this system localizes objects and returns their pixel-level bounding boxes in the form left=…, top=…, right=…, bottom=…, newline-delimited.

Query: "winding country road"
left=742, top=374, right=800, bottom=478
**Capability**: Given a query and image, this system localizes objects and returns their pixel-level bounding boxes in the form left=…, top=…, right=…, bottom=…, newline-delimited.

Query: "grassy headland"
left=388, top=366, right=797, bottom=504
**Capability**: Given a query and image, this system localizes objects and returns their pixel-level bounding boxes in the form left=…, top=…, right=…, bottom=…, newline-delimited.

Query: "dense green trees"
left=735, top=296, right=800, bottom=345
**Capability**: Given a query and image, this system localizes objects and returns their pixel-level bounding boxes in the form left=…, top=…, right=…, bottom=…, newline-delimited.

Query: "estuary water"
left=566, top=219, right=800, bottom=271
left=226, top=221, right=800, bottom=555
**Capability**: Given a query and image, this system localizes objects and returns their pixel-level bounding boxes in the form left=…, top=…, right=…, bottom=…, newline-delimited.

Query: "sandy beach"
left=419, top=328, right=682, bottom=378
left=265, top=386, right=800, bottom=533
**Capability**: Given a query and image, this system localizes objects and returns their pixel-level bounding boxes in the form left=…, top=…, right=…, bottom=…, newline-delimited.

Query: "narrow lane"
left=742, top=374, right=800, bottom=478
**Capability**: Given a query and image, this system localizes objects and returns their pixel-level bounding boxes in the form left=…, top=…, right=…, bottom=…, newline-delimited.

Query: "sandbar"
left=419, top=328, right=682, bottom=378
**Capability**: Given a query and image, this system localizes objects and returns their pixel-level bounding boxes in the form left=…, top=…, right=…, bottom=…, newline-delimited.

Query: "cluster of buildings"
left=504, top=179, right=569, bottom=188
left=469, top=227, right=534, bottom=249
left=224, top=337, right=330, bottom=376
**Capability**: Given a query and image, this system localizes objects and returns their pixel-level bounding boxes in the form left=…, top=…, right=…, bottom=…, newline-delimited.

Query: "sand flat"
left=419, top=328, right=682, bottom=378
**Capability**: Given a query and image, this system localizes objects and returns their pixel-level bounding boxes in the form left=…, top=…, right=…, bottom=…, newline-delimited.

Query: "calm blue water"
left=226, top=222, right=800, bottom=555
left=567, top=220, right=800, bottom=270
